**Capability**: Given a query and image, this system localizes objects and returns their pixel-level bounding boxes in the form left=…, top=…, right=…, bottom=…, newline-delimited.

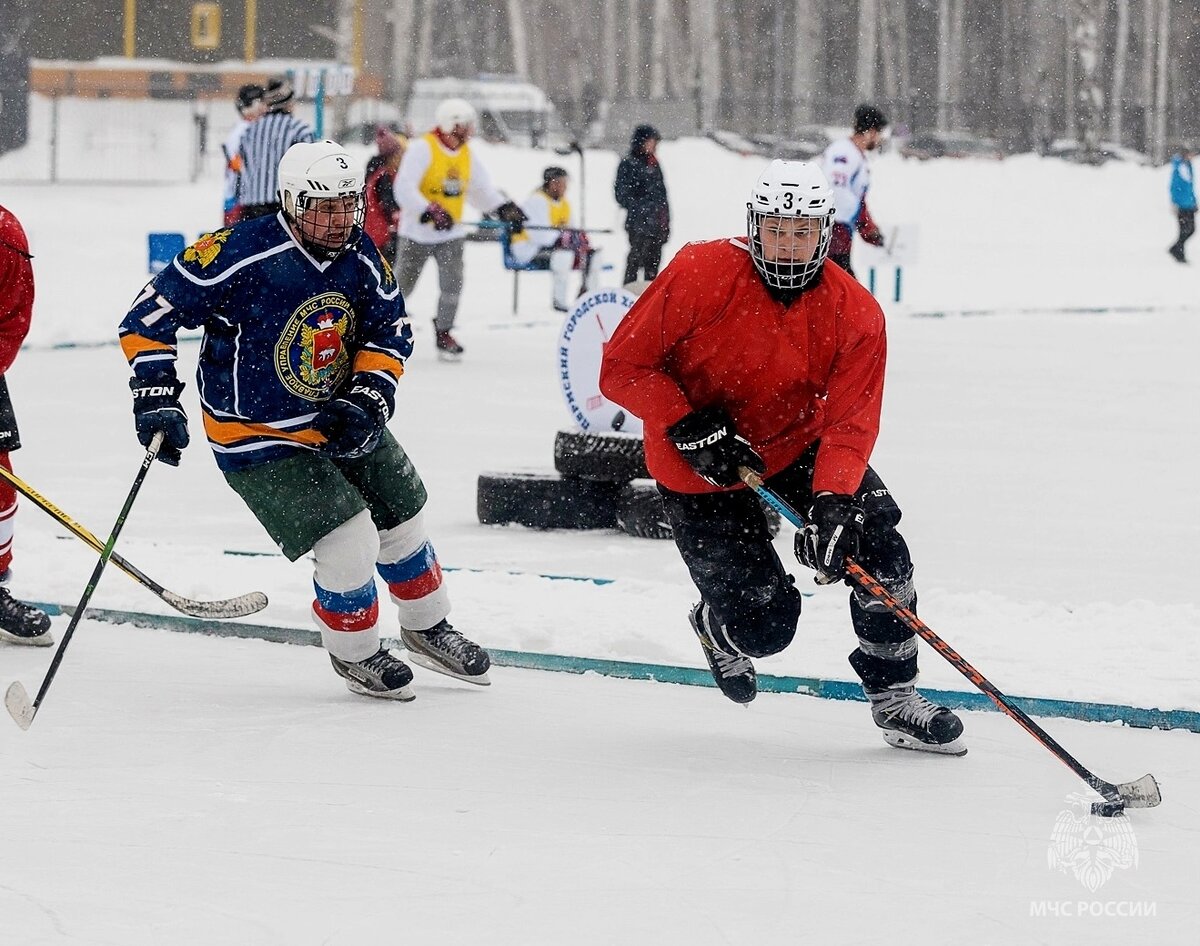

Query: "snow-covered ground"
left=1, top=121, right=1198, bottom=943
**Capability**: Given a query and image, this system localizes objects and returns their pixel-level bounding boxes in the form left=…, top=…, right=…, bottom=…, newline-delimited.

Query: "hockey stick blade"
left=1, top=467, right=268, bottom=619
left=1113, top=774, right=1162, bottom=809
left=5, top=681, right=35, bottom=730
left=159, top=589, right=269, bottom=620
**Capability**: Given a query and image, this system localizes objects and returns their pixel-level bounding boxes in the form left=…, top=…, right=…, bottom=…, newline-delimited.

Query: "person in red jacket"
left=599, top=160, right=964, bottom=755
left=363, top=124, right=407, bottom=264
left=0, top=205, right=53, bottom=646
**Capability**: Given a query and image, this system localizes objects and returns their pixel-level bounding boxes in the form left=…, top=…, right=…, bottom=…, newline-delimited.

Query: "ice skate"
left=690, top=602, right=756, bottom=704
left=435, top=329, right=464, bottom=361
left=0, top=587, right=53, bottom=647
left=865, top=678, right=966, bottom=756
left=329, top=647, right=416, bottom=701
left=400, top=620, right=491, bottom=685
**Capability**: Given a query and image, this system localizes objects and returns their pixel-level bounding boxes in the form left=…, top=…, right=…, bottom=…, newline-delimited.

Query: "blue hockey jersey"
left=119, top=213, right=411, bottom=472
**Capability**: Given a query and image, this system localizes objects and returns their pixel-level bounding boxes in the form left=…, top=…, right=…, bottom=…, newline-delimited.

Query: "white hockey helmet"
left=746, top=159, right=835, bottom=292
left=277, top=140, right=364, bottom=259
left=435, top=97, right=477, bottom=134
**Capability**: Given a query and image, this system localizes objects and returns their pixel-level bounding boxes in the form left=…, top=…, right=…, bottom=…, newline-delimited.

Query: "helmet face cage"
left=290, top=190, right=365, bottom=258
left=746, top=205, right=833, bottom=291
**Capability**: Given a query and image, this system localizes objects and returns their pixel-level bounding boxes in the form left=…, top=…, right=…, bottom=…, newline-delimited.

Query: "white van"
left=405, top=75, right=568, bottom=148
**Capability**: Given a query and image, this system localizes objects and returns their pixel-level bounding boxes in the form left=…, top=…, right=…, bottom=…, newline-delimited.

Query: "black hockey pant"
left=1171, top=209, right=1195, bottom=257
left=623, top=233, right=665, bottom=284
left=659, top=442, right=920, bottom=689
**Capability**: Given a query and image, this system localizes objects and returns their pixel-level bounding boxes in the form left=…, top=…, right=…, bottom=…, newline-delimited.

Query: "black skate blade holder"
left=738, top=467, right=1162, bottom=817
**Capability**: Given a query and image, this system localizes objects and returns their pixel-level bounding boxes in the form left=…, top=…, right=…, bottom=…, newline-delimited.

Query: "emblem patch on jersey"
left=379, top=253, right=395, bottom=287
left=184, top=230, right=232, bottom=268
left=442, top=168, right=463, bottom=198
left=275, top=293, right=356, bottom=400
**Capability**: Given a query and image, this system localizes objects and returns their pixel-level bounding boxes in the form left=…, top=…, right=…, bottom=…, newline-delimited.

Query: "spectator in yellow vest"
left=510, top=166, right=595, bottom=312
left=392, top=98, right=527, bottom=359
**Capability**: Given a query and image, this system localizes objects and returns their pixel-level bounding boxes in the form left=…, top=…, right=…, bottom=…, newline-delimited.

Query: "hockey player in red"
left=0, top=205, right=53, bottom=646
left=600, top=159, right=964, bottom=755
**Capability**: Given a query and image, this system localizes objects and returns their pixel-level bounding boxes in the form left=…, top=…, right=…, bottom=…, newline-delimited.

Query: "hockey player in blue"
left=119, top=139, right=491, bottom=700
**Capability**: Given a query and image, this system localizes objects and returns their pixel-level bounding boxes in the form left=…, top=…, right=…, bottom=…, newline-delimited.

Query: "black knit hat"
left=236, top=83, right=264, bottom=112
left=631, top=124, right=661, bottom=151
left=542, top=166, right=568, bottom=186
left=853, top=104, right=889, bottom=134
left=264, top=76, right=295, bottom=110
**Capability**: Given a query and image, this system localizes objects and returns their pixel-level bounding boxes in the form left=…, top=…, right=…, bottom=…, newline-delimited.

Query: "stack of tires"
left=477, top=429, right=781, bottom=540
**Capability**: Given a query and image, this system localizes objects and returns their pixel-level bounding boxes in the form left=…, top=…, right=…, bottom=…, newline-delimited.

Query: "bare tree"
left=692, top=0, right=719, bottom=130
left=856, top=0, right=878, bottom=101
left=506, top=0, right=529, bottom=79
left=650, top=0, right=668, bottom=99
left=1070, top=0, right=1104, bottom=155
left=790, top=0, right=820, bottom=127
left=389, top=0, right=417, bottom=102
left=936, top=0, right=951, bottom=129
left=1152, top=0, right=1169, bottom=162
left=1108, top=0, right=1129, bottom=145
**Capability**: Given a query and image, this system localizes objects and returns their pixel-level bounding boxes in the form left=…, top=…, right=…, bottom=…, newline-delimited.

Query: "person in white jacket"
left=392, top=98, right=526, bottom=358
left=509, top=166, right=595, bottom=311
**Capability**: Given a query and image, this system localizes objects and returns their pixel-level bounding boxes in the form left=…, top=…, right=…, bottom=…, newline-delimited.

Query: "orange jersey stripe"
left=120, top=334, right=175, bottom=362
left=352, top=350, right=404, bottom=378
left=202, top=413, right=325, bottom=447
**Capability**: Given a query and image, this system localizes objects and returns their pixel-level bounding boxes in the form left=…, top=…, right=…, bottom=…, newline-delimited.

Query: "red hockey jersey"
left=0, top=205, right=34, bottom=377
left=599, top=237, right=886, bottom=495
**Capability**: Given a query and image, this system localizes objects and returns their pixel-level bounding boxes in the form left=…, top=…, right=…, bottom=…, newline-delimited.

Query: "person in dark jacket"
left=614, top=124, right=670, bottom=285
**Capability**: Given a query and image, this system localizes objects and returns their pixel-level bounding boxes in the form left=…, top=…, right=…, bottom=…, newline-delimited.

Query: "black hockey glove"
left=795, top=493, right=865, bottom=584
left=494, top=200, right=528, bottom=235
left=419, top=203, right=454, bottom=231
left=129, top=376, right=189, bottom=466
left=666, top=405, right=765, bottom=489
left=313, top=373, right=395, bottom=460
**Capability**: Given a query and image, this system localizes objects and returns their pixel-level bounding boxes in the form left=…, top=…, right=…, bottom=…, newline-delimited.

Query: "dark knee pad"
left=848, top=645, right=918, bottom=689
left=850, top=522, right=917, bottom=645
left=721, top=574, right=803, bottom=658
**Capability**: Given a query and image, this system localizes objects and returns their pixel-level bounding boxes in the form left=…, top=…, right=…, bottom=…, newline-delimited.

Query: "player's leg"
left=660, top=485, right=801, bottom=704
left=0, top=451, right=51, bottom=647
left=337, top=430, right=490, bottom=685
left=847, top=469, right=965, bottom=754
left=431, top=239, right=466, bottom=357
left=223, top=451, right=414, bottom=700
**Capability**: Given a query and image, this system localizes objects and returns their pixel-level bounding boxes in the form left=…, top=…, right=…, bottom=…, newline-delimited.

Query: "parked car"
left=1039, top=138, right=1150, bottom=166
left=747, top=128, right=831, bottom=160
left=404, top=75, right=570, bottom=148
left=706, top=128, right=761, bottom=156
left=900, top=131, right=1004, bottom=160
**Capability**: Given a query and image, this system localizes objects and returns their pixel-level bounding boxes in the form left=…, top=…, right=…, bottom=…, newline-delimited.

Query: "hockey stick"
left=739, top=467, right=1162, bottom=816
left=7, top=435, right=163, bottom=729
left=0, top=463, right=267, bottom=619
left=471, top=221, right=615, bottom=235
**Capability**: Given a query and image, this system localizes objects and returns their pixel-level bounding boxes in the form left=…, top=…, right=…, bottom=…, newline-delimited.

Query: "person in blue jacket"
left=1168, top=146, right=1196, bottom=263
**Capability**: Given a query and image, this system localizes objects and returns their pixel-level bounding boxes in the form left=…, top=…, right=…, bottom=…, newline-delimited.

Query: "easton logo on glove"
left=666, top=405, right=765, bottom=489
left=673, top=426, right=729, bottom=452
left=132, top=385, right=180, bottom=399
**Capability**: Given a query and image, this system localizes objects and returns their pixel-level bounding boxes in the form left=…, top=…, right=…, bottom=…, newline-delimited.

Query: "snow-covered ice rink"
left=2, top=128, right=1198, bottom=943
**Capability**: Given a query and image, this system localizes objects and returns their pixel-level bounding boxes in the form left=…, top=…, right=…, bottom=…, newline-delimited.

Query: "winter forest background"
left=8, top=0, right=1199, bottom=162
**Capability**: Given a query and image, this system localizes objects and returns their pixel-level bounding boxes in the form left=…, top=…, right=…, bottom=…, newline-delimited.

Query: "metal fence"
left=0, top=94, right=215, bottom=184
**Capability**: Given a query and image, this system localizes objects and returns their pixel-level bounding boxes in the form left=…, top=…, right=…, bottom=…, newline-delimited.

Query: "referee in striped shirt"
left=238, top=77, right=315, bottom=221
